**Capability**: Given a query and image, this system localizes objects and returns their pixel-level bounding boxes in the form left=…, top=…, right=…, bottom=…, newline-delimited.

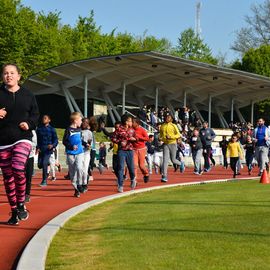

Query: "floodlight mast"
left=195, top=0, right=202, bottom=39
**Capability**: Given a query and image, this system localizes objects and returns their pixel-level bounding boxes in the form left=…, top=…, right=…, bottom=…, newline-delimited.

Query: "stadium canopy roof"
left=24, top=51, right=270, bottom=127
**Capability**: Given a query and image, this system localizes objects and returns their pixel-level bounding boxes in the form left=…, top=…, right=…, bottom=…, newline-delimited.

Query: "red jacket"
left=111, top=125, right=136, bottom=151
left=133, top=126, right=149, bottom=150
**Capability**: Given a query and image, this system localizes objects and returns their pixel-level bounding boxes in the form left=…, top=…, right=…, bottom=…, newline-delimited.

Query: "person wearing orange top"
left=132, top=118, right=150, bottom=183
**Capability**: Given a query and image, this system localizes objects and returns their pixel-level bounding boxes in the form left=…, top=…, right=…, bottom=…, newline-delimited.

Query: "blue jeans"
left=117, top=150, right=135, bottom=187
left=40, top=152, right=51, bottom=182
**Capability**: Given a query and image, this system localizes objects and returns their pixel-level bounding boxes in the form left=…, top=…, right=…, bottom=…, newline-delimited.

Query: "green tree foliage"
left=232, top=0, right=270, bottom=54
left=0, top=0, right=217, bottom=80
left=232, top=44, right=270, bottom=119
left=173, top=28, right=217, bottom=64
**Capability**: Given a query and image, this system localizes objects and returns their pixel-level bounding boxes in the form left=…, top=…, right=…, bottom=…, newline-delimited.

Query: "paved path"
left=0, top=166, right=260, bottom=270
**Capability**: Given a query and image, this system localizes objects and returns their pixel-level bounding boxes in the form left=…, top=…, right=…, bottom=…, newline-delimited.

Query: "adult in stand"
left=252, top=118, right=270, bottom=176
left=132, top=118, right=150, bottom=183
left=111, top=114, right=137, bottom=193
left=159, top=114, right=182, bottom=182
left=36, top=115, right=58, bottom=187
left=0, top=64, right=39, bottom=225
left=199, top=121, right=216, bottom=172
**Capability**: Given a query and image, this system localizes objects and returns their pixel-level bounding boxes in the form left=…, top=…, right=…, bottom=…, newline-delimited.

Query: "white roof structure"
left=24, top=51, right=270, bottom=127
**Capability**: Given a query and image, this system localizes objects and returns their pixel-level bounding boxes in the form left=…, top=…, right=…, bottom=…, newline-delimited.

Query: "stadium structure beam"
left=230, top=98, right=234, bottom=122
left=235, top=105, right=246, bottom=123
left=208, top=95, right=212, bottom=128
left=66, top=88, right=82, bottom=114
left=84, top=76, right=88, bottom=117
left=61, top=85, right=74, bottom=113
left=155, top=87, right=159, bottom=114
left=183, top=90, right=187, bottom=107
left=191, top=103, right=204, bottom=122
left=251, top=101, right=255, bottom=125
left=104, top=70, right=166, bottom=94
left=122, top=82, right=126, bottom=115
left=102, top=91, right=121, bottom=121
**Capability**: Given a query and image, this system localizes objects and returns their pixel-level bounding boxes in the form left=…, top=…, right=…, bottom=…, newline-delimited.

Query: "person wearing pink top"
left=132, top=118, right=150, bottom=183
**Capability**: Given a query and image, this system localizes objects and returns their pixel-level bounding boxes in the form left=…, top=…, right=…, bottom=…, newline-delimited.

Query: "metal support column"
left=208, top=95, right=212, bottom=128
left=122, top=82, right=126, bottom=115
left=102, top=91, right=121, bottom=121
left=84, top=76, right=88, bottom=117
left=251, top=101, right=255, bottom=125
left=191, top=103, right=204, bottom=122
left=183, top=91, right=187, bottom=107
left=66, top=89, right=82, bottom=114
left=155, top=87, right=159, bottom=113
left=235, top=106, right=246, bottom=123
left=61, top=85, right=74, bottom=113
left=230, top=98, right=234, bottom=123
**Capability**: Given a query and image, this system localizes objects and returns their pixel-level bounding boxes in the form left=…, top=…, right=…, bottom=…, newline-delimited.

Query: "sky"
left=20, top=0, right=265, bottom=63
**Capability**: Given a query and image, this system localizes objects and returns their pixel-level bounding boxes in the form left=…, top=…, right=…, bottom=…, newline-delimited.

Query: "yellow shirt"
left=159, top=122, right=181, bottom=144
left=113, top=143, right=118, bottom=155
left=226, top=142, right=243, bottom=159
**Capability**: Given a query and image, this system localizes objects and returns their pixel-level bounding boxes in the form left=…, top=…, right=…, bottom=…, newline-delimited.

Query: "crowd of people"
left=0, top=63, right=269, bottom=227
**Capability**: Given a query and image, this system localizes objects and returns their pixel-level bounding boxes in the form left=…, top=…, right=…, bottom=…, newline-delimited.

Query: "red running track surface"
left=0, top=166, right=259, bottom=270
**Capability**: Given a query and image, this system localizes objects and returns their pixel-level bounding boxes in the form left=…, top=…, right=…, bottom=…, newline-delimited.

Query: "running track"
left=0, top=166, right=260, bottom=270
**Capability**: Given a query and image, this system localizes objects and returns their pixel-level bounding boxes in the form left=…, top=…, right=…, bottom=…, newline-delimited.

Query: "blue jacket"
left=36, top=124, right=58, bottom=154
left=63, top=127, right=85, bottom=155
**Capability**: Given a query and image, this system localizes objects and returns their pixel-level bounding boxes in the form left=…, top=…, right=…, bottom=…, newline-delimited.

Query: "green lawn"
left=46, top=181, right=270, bottom=270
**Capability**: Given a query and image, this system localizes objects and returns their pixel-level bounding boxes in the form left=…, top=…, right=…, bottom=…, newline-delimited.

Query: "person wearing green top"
left=159, top=114, right=182, bottom=182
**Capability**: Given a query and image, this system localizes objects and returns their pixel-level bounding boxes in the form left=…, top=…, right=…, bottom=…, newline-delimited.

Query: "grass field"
left=46, top=180, right=270, bottom=270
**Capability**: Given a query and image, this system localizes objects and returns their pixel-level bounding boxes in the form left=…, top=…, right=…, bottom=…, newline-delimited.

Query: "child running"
left=63, top=112, right=86, bottom=197
left=0, top=63, right=39, bottom=225
left=226, top=134, right=244, bottom=178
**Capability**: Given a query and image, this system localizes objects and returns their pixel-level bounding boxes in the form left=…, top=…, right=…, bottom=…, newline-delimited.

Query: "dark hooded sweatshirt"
left=0, top=84, right=39, bottom=146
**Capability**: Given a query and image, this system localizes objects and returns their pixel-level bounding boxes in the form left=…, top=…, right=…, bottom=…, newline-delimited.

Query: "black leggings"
left=230, top=157, right=239, bottom=175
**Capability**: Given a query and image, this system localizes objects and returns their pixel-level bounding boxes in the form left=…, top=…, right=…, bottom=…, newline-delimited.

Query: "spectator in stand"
left=252, top=118, right=270, bottom=176
left=132, top=118, right=150, bottom=183
left=111, top=114, right=137, bottom=193
left=199, top=121, right=216, bottom=172
left=190, top=128, right=203, bottom=175
left=244, top=135, right=256, bottom=175
left=226, top=134, right=244, bottom=178
left=36, top=115, right=58, bottom=187
left=219, top=135, right=229, bottom=169
left=150, top=111, right=158, bottom=128
left=159, top=114, right=182, bottom=182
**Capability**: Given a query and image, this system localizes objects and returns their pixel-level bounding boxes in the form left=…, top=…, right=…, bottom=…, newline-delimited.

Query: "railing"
left=125, top=109, right=157, bottom=133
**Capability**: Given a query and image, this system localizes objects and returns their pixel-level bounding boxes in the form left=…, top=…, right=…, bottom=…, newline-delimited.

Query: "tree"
left=232, top=44, right=270, bottom=119
left=232, top=0, right=270, bottom=54
left=173, top=28, right=217, bottom=64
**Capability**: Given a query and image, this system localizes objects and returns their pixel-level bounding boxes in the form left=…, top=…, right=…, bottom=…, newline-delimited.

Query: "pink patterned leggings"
left=0, top=142, right=31, bottom=210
